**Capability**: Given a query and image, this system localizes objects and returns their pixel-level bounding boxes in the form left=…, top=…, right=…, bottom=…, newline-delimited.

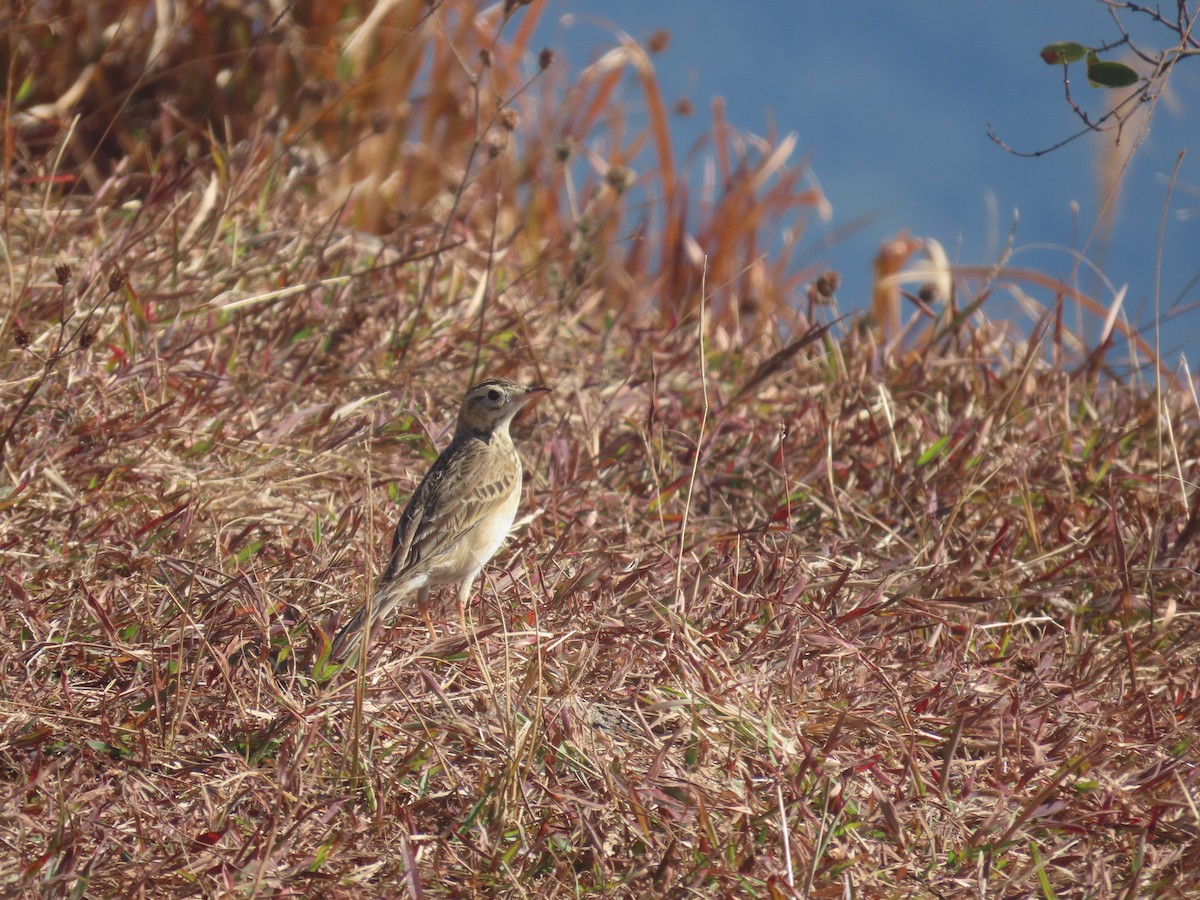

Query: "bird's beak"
left=510, top=385, right=550, bottom=417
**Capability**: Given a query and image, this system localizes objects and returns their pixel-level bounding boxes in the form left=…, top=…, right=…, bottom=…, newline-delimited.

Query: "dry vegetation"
left=3, top=2, right=1199, bottom=897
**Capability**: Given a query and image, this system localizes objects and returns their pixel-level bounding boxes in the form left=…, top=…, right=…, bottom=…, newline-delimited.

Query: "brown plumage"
left=331, top=377, right=549, bottom=663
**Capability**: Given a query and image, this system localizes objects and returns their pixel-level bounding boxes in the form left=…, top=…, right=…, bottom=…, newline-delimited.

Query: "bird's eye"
left=487, top=388, right=501, bottom=402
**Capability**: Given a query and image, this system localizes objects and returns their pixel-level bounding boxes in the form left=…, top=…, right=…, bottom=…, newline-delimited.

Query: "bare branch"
left=990, top=0, right=1195, bottom=157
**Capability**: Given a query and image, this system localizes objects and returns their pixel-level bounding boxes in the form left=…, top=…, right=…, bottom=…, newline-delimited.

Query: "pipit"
left=330, top=377, right=550, bottom=663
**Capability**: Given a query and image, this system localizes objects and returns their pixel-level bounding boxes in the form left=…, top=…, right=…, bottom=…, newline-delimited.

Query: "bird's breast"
left=470, top=478, right=521, bottom=565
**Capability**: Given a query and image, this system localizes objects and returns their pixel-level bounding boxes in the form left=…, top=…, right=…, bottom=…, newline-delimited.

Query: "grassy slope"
left=2, top=2, right=1199, bottom=897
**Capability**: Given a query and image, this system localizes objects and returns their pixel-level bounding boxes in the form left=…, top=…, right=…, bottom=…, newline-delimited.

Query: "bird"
left=330, top=377, right=550, bottom=663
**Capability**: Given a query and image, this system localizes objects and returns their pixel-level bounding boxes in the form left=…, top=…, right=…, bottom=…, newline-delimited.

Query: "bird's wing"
left=382, top=437, right=518, bottom=582
left=331, top=436, right=519, bottom=662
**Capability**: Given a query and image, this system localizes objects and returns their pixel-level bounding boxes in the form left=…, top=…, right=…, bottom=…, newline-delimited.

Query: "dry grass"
left=3, top=2, right=1199, bottom=897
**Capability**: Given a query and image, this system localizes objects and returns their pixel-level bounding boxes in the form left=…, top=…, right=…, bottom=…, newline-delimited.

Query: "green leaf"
left=86, top=739, right=128, bottom=758
left=1030, top=841, right=1056, bottom=899
left=15, top=74, right=34, bottom=105
left=234, top=539, right=264, bottom=564
left=1039, top=41, right=1088, bottom=65
left=310, top=837, right=335, bottom=870
left=917, top=435, right=950, bottom=467
left=1087, top=60, right=1139, bottom=88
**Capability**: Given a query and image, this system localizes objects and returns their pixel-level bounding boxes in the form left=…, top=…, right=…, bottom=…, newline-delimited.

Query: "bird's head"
left=455, top=377, right=550, bottom=438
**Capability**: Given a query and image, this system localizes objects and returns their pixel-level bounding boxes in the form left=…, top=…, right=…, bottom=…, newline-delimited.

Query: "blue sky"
left=531, top=1, right=1199, bottom=366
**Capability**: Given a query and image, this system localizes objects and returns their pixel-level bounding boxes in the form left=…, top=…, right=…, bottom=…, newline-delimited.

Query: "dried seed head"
left=55, top=262, right=72, bottom=286
left=814, top=270, right=841, bottom=299
left=486, top=137, right=503, bottom=158
left=14, top=326, right=31, bottom=348
left=108, top=267, right=126, bottom=293
left=371, top=110, right=390, bottom=134
left=648, top=30, right=670, bottom=54
left=539, top=47, right=553, bottom=70
left=674, top=98, right=694, bottom=117
left=554, top=141, right=572, bottom=163
left=605, top=165, right=634, bottom=194
left=499, top=107, right=518, bottom=131
left=479, top=48, right=492, bottom=68
left=298, top=80, right=328, bottom=104
left=79, top=328, right=96, bottom=350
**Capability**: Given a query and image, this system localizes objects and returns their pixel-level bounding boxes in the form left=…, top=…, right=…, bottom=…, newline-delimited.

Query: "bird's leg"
left=456, top=575, right=477, bottom=631
left=415, top=587, right=436, bottom=640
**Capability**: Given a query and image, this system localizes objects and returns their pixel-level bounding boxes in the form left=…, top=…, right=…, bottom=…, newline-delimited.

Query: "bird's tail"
left=329, top=582, right=404, bottom=663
